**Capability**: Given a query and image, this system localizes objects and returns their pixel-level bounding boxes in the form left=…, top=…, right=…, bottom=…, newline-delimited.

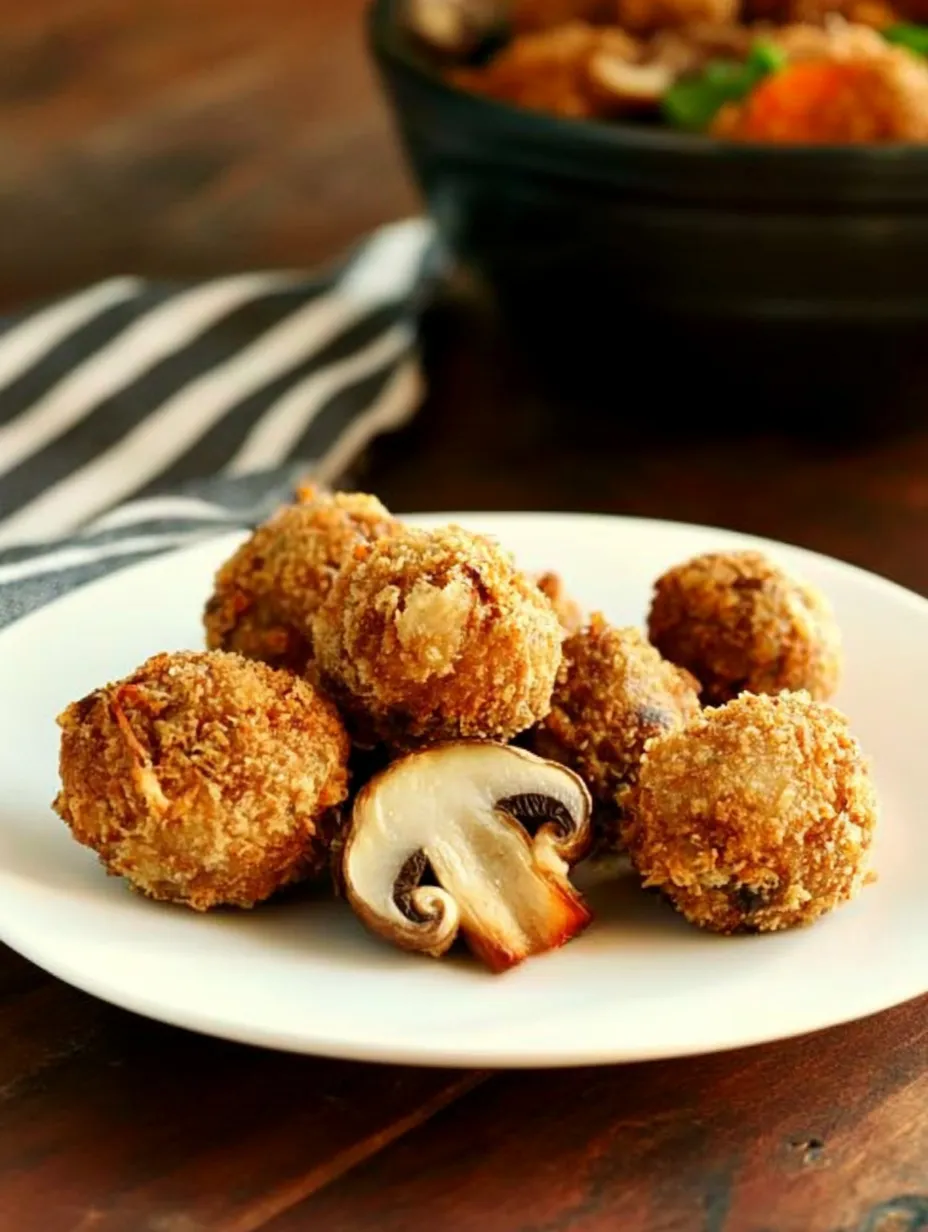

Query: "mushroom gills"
left=343, top=742, right=593, bottom=972
left=427, top=805, right=593, bottom=970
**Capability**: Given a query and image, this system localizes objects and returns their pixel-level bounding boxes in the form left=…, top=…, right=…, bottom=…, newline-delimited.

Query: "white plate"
left=0, top=513, right=925, bottom=1068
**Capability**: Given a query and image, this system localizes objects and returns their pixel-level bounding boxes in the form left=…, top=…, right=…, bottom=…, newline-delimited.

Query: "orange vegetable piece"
left=713, top=54, right=928, bottom=141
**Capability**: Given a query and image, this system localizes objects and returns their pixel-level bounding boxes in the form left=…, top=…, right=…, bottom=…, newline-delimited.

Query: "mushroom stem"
left=429, top=813, right=592, bottom=970
left=342, top=741, right=594, bottom=972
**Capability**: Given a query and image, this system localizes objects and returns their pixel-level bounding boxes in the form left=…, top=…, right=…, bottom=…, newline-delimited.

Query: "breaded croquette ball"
left=54, top=650, right=350, bottom=910
left=203, top=486, right=398, bottom=674
left=623, top=691, right=877, bottom=933
left=312, top=525, right=563, bottom=750
left=648, top=550, right=842, bottom=705
left=533, top=615, right=701, bottom=806
left=535, top=570, right=585, bottom=635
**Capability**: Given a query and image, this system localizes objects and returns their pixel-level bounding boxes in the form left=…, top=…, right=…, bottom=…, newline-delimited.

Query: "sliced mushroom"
left=342, top=741, right=593, bottom=972
left=588, top=53, right=674, bottom=109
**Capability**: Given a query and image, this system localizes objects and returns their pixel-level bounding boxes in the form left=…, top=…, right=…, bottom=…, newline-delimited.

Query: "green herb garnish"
left=882, top=22, right=928, bottom=57
left=662, top=39, right=788, bottom=132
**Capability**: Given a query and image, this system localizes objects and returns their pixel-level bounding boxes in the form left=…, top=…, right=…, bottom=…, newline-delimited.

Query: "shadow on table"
left=363, top=279, right=928, bottom=528
left=433, top=279, right=928, bottom=447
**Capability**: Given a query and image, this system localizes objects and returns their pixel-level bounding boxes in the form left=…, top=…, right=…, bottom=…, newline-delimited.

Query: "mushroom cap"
left=647, top=550, right=842, bottom=705
left=533, top=615, right=701, bottom=808
left=342, top=741, right=593, bottom=970
left=623, top=691, right=877, bottom=933
left=534, top=571, right=585, bottom=636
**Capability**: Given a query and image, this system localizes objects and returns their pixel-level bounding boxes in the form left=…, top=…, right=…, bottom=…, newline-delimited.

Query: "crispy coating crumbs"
left=534, top=614, right=701, bottom=798
left=767, top=18, right=897, bottom=57
left=532, top=615, right=700, bottom=851
left=54, top=650, right=350, bottom=910
left=778, top=1, right=897, bottom=25
left=312, top=525, right=563, bottom=749
left=744, top=0, right=897, bottom=21
left=648, top=550, right=842, bottom=705
left=452, top=22, right=642, bottom=117
left=644, top=21, right=755, bottom=73
left=535, top=570, right=585, bottom=634
left=203, top=486, right=398, bottom=674
left=623, top=690, right=877, bottom=932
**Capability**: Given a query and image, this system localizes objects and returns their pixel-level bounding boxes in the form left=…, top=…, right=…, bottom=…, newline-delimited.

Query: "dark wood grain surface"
left=1, top=3, right=927, bottom=1231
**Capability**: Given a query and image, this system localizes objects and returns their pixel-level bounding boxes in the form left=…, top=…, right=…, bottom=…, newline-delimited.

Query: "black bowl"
left=369, top=0, right=928, bottom=419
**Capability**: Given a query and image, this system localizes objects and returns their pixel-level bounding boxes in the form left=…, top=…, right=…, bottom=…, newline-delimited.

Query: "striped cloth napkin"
left=0, top=220, right=437, bottom=631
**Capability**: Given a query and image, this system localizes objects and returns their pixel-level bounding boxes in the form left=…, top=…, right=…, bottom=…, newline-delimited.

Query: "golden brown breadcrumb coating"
left=312, top=525, right=563, bottom=750
left=54, top=650, right=350, bottom=910
left=535, top=570, right=585, bottom=635
left=533, top=615, right=701, bottom=808
left=623, top=691, right=877, bottom=933
left=648, top=550, right=842, bottom=705
left=203, top=485, right=398, bottom=674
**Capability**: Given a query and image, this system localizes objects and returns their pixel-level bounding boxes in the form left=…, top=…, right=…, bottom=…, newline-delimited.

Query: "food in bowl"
left=405, top=0, right=928, bottom=139
left=203, top=484, right=399, bottom=674
left=647, top=549, right=843, bottom=705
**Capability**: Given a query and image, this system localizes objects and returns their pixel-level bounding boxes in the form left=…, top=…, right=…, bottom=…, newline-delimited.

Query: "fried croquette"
left=535, top=570, right=585, bottom=634
left=312, top=525, right=563, bottom=750
left=511, top=0, right=616, bottom=31
left=623, top=690, right=877, bottom=932
left=54, top=650, right=350, bottom=910
left=533, top=615, right=701, bottom=808
left=648, top=550, right=842, bottom=705
left=203, top=486, right=398, bottom=674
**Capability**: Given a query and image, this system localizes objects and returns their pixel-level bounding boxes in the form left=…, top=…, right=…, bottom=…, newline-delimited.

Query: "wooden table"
left=1, top=2, right=927, bottom=1230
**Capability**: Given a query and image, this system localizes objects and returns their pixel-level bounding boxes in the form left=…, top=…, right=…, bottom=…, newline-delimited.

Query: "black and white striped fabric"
left=0, top=219, right=437, bottom=631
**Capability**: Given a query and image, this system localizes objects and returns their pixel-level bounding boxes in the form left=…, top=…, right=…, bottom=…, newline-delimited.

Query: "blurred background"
left=4, top=0, right=928, bottom=591
left=0, top=0, right=413, bottom=309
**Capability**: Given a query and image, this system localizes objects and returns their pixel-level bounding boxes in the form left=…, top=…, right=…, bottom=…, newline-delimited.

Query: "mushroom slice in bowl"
left=342, top=741, right=594, bottom=972
left=402, top=0, right=508, bottom=56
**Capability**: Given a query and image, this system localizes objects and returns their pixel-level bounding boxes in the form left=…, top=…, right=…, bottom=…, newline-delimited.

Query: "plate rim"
left=1, top=509, right=926, bottom=1067
left=4, top=509, right=928, bottom=641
